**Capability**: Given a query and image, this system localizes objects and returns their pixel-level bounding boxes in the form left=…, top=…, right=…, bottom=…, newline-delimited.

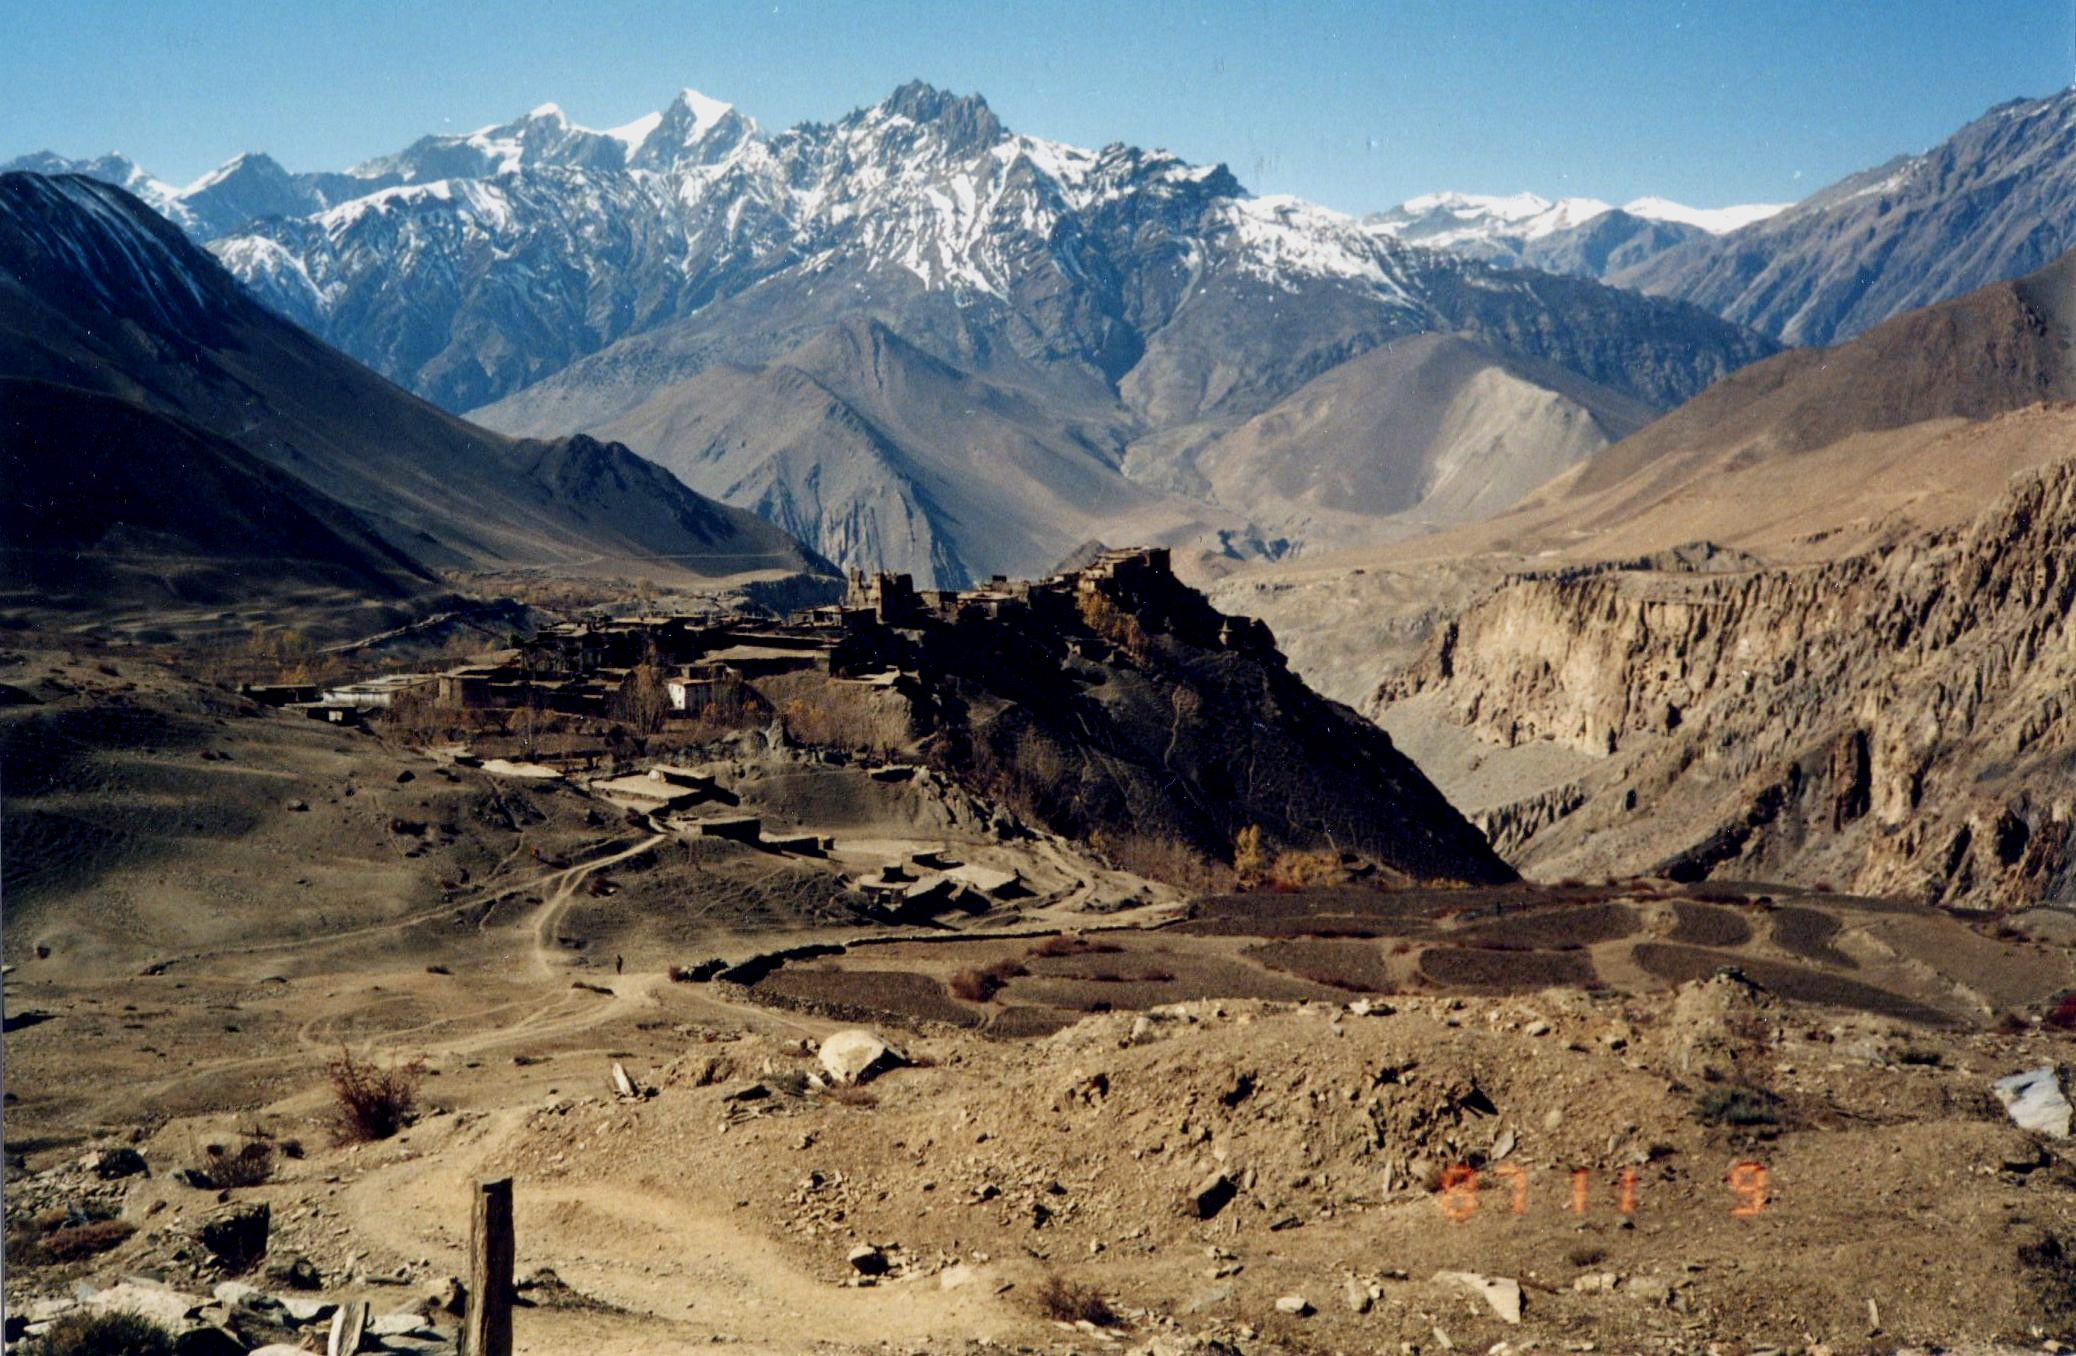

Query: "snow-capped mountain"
left=1617, top=87, right=2076, bottom=345
left=9, top=83, right=1778, bottom=583
left=0, top=169, right=833, bottom=608
left=2, top=152, right=195, bottom=231
left=1620, top=197, right=1791, bottom=234
left=1367, top=190, right=1790, bottom=277
left=1369, top=191, right=1618, bottom=250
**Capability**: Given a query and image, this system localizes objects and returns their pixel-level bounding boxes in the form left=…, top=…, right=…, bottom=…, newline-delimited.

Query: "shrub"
left=1033, top=1275, right=1119, bottom=1326
left=1076, top=590, right=1150, bottom=661
left=1030, top=935, right=1122, bottom=959
left=26, top=1311, right=173, bottom=1356
left=327, top=1048, right=427, bottom=1142
left=2046, top=993, right=2076, bottom=1032
left=1085, top=829, right=1233, bottom=891
left=1696, top=1085, right=1785, bottom=1127
left=194, top=1138, right=273, bottom=1189
left=1269, top=849, right=1345, bottom=890
left=1295, top=970, right=1383, bottom=994
left=948, top=957, right=1028, bottom=1003
left=35, top=1219, right=136, bottom=1264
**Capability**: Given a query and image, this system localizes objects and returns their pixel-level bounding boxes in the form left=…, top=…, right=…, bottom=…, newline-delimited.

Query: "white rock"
left=1994, top=1067, right=2074, bottom=1137
left=212, top=1281, right=272, bottom=1308
left=86, top=1282, right=207, bottom=1327
left=369, top=1311, right=434, bottom=1336
left=819, top=1030, right=902, bottom=1086
left=279, top=1296, right=338, bottom=1324
left=1628, top=1275, right=1674, bottom=1305
left=1434, top=1270, right=1522, bottom=1324
left=1274, top=1294, right=1312, bottom=1316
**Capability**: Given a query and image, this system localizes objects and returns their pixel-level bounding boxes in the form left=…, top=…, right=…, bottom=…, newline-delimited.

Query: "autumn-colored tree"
left=613, top=643, right=672, bottom=735
left=1233, top=825, right=1268, bottom=888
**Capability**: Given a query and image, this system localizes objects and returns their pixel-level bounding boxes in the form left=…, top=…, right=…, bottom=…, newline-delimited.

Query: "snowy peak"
left=672, top=88, right=735, bottom=135
left=1376, top=189, right=1792, bottom=253
left=1621, top=196, right=1790, bottom=233
left=1, top=151, right=196, bottom=231
left=0, top=172, right=236, bottom=333
left=1370, top=191, right=1615, bottom=252
left=627, top=88, right=754, bottom=170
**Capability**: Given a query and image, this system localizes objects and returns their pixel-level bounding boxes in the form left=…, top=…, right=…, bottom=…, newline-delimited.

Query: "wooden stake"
left=466, top=1176, right=514, bottom=1356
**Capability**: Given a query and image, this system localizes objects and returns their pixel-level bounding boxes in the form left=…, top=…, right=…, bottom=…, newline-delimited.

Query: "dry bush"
left=24, top=1310, right=172, bottom=1356
left=327, top=1048, right=427, bottom=1142
left=1087, top=828, right=1234, bottom=892
left=1296, top=970, right=1384, bottom=994
left=1029, top=935, right=1123, bottom=959
left=1076, top=590, right=1151, bottom=661
left=612, top=652, right=672, bottom=735
left=384, top=688, right=459, bottom=744
left=1696, top=1085, right=1785, bottom=1127
left=193, top=1138, right=273, bottom=1189
left=1269, top=849, right=1345, bottom=890
left=1033, top=1275, right=1119, bottom=1327
left=38, top=1219, right=136, bottom=1264
left=948, top=958, right=1027, bottom=1003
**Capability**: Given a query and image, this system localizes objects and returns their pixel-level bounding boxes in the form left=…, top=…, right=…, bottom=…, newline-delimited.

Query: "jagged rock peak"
left=873, top=79, right=1004, bottom=152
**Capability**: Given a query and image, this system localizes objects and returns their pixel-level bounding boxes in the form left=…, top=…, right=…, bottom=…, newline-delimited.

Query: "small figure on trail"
left=616, top=954, right=624, bottom=974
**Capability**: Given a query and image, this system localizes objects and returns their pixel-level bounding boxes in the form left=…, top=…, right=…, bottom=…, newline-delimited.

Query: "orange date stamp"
left=1436, top=1160, right=1768, bottom=1220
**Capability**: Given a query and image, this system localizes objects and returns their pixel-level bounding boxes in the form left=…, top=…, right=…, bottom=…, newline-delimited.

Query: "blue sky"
left=6, top=0, right=2072, bottom=213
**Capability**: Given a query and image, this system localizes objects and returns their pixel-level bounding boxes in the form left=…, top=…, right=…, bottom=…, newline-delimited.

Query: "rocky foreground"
left=10, top=974, right=2076, bottom=1355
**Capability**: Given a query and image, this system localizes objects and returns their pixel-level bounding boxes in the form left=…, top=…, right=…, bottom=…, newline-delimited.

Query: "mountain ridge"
left=0, top=171, right=836, bottom=624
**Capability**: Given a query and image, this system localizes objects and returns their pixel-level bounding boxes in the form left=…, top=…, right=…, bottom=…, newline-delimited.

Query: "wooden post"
left=466, top=1176, right=514, bottom=1356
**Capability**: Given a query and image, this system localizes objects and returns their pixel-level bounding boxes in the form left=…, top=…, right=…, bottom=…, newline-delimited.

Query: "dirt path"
left=529, top=832, right=670, bottom=978
left=330, top=1106, right=1015, bottom=1353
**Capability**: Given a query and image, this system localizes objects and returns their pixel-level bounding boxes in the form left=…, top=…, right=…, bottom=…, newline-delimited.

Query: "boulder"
left=85, top=1281, right=208, bottom=1327
left=84, top=1146, right=150, bottom=1179
left=172, top=1327, right=248, bottom=1356
left=819, top=1030, right=904, bottom=1087
left=369, top=1311, right=435, bottom=1337
left=427, top=1276, right=467, bottom=1315
left=1342, top=1276, right=1373, bottom=1314
left=194, top=1200, right=269, bottom=1271
left=1188, top=1171, right=1237, bottom=1221
left=1994, top=1067, right=2074, bottom=1138
left=278, top=1296, right=338, bottom=1325
left=1628, top=1276, right=1674, bottom=1306
left=847, top=1244, right=890, bottom=1276
left=1274, top=1294, right=1312, bottom=1316
left=265, top=1255, right=322, bottom=1291
left=1435, top=1271, right=1522, bottom=1324
left=212, top=1280, right=273, bottom=1309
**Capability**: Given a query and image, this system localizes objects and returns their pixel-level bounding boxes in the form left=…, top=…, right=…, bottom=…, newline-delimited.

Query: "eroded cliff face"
left=1374, top=455, right=2076, bottom=908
